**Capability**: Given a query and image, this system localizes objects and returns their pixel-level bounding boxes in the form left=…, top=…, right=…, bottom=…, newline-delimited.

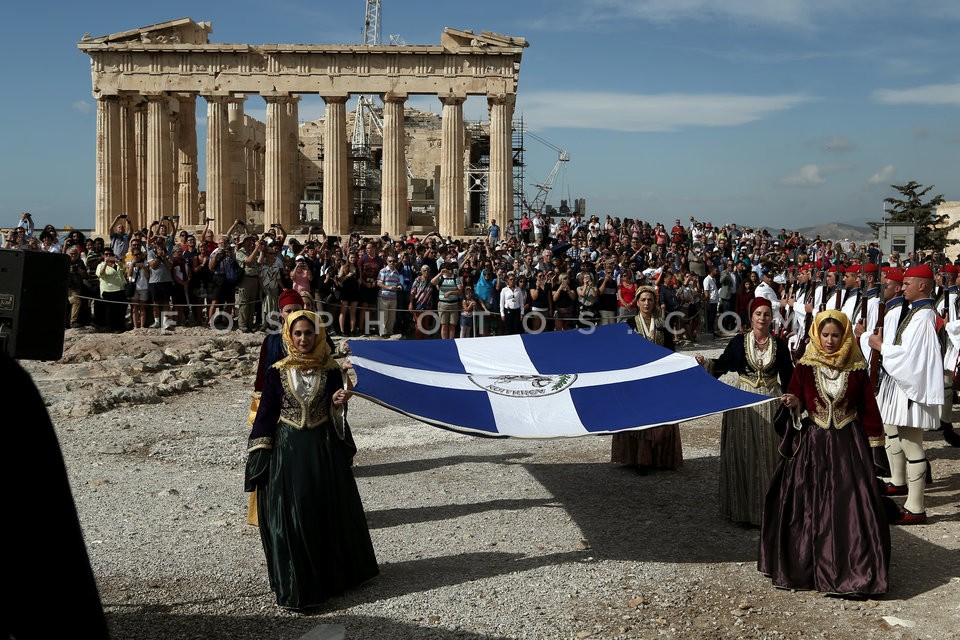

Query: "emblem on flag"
left=469, top=374, right=578, bottom=397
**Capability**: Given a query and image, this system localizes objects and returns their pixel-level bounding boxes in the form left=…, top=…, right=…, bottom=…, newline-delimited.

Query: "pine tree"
left=868, top=181, right=955, bottom=250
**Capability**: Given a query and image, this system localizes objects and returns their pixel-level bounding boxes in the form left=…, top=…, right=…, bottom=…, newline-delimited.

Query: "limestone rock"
left=105, top=386, right=162, bottom=405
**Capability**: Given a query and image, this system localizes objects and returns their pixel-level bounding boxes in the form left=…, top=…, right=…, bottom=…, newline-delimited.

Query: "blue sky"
left=1, top=0, right=958, bottom=231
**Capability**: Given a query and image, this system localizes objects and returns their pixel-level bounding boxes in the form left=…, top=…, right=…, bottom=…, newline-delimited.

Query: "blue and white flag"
left=348, top=323, right=773, bottom=438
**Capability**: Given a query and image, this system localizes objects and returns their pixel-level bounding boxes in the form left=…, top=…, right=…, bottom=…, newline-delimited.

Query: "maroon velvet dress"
left=758, top=363, right=890, bottom=596
left=610, top=314, right=683, bottom=471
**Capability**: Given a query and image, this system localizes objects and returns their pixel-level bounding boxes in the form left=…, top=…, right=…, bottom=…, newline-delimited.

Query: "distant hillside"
left=798, top=222, right=875, bottom=244
left=759, top=222, right=875, bottom=244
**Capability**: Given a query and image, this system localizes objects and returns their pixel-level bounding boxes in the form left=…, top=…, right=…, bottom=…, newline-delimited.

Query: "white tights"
left=885, top=423, right=927, bottom=514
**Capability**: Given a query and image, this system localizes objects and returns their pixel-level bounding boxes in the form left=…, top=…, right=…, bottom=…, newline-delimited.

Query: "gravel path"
left=29, top=332, right=960, bottom=639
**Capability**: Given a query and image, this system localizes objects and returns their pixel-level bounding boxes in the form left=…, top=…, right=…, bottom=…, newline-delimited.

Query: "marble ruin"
left=79, top=18, right=527, bottom=239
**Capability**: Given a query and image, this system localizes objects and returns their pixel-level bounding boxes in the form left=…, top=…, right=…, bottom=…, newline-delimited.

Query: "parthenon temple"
left=78, top=18, right=527, bottom=239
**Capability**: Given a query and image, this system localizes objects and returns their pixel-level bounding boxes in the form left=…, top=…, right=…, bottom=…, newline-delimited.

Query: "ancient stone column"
left=286, top=97, right=301, bottom=226
left=263, top=95, right=288, bottom=230
left=167, top=97, right=180, bottom=221
left=176, top=94, right=199, bottom=226
left=118, top=96, right=137, bottom=225
left=381, top=94, right=408, bottom=238
left=439, top=96, right=466, bottom=238
left=244, top=114, right=262, bottom=212
left=322, top=95, right=349, bottom=236
left=134, top=102, right=147, bottom=232
left=228, top=96, right=248, bottom=225
left=487, top=93, right=516, bottom=226
left=145, top=93, right=174, bottom=226
left=253, top=117, right=266, bottom=209
left=244, top=140, right=255, bottom=215
left=94, top=95, right=122, bottom=238
left=205, top=94, right=232, bottom=234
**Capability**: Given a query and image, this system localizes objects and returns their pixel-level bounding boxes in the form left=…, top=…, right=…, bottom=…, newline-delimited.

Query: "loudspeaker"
left=0, top=249, right=69, bottom=360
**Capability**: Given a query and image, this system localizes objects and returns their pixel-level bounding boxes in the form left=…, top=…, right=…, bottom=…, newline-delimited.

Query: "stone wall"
left=941, top=201, right=960, bottom=262
left=298, top=107, right=488, bottom=228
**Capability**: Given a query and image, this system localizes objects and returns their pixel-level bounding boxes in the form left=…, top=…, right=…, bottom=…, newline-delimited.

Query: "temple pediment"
left=441, top=28, right=528, bottom=53
left=81, top=17, right=211, bottom=45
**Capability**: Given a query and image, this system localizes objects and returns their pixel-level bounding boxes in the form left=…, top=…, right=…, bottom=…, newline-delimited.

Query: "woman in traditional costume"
left=695, top=297, right=793, bottom=525
left=611, top=286, right=683, bottom=473
left=760, top=310, right=889, bottom=596
left=245, top=310, right=378, bottom=609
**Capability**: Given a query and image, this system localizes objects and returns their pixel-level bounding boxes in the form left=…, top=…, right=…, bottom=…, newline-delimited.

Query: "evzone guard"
left=866, top=264, right=942, bottom=525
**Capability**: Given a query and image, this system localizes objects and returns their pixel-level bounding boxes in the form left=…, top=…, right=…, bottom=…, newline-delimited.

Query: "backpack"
left=660, top=285, right=680, bottom=313
left=223, top=255, right=241, bottom=284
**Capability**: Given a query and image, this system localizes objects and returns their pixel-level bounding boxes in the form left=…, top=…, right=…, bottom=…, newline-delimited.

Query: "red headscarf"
left=749, top=297, right=772, bottom=317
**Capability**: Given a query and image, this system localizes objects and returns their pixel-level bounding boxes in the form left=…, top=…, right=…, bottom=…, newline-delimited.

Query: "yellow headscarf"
left=797, top=309, right=866, bottom=372
left=273, top=310, right=338, bottom=371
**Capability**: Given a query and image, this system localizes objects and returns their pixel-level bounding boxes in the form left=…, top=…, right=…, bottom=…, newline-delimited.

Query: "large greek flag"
left=348, top=323, right=772, bottom=438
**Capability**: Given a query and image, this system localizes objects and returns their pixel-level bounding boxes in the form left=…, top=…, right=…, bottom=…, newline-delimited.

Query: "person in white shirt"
left=850, top=263, right=882, bottom=359
left=786, top=263, right=816, bottom=357
left=839, top=264, right=863, bottom=324
left=822, top=265, right=844, bottom=311
left=499, top=272, right=525, bottom=335
left=702, top=267, right=719, bottom=337
left=532, top=212, right=544, bottom=247
left=866, top=263, right=943, bottom=524
left=933, top=263, right=960, bottom=446
left=754, top=267, right=781, bottom=315
left=15, top=212, right=35, bottom=238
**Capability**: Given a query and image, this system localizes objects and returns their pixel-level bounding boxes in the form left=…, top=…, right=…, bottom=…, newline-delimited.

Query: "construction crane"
left=350, top=0, right=383, bottom=225
left=350, top=0, right=413, bottom=224
left=523, top=129, right=570, bottom=216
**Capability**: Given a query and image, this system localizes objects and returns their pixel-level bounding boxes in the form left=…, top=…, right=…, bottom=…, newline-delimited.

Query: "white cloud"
left=535, top=0, right=960, bottom=34
left=872, top=83, right=960, bottom=106
left=582, top=0, right=817, bottom=29
left=530, top=0, right=960, bottom=36
left=780, top=164, right=827, bottom=187
left=518, top=91, right=811, bottom=132
left=822, top=137, right=855, bottom=152
left=72, top=100, right=92, bottom=115
left=779, top=164, right=852, bottom=187
left=867, top=165, right=896, bottom=185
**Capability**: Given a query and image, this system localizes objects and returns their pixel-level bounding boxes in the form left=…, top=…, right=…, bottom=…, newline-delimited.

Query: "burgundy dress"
left=758, top=364, right=890, bottom=596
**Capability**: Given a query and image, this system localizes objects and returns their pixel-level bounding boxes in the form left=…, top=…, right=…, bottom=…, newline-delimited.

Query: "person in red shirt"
left=357, top=241, right=383, bottom=335
left=671, top=219, right=686, bottom=246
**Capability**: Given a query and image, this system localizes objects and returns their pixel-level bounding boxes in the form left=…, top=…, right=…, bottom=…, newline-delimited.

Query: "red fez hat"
left=885, top=268, right=904, bottom=283
left=904, top=264, right=935, bottom=280
left=863, top=263, right=879, bottom=274
left=827, top=264, right=844, bottom=273
left=749, top=297, right=772, bottom=316
left=278, top=288, right=304, bottom=309
left=941, top=263, right=958, bottom=274
left=798, top=263, right=812, bottom=272
left=846, top=264, right=862, bottom=274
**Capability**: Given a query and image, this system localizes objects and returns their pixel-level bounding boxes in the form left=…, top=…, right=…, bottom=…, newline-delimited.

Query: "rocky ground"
left=23, top=327, right=960, bottom=639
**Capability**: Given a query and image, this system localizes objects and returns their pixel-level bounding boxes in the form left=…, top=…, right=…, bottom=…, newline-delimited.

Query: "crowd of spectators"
left=4, top=209, right=955, bottom=339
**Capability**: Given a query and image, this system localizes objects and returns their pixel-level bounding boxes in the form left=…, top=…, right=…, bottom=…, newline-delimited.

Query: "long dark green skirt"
left=719, top=381, right=782, bottom=525
left=252, top=420, right=379, bottom=609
